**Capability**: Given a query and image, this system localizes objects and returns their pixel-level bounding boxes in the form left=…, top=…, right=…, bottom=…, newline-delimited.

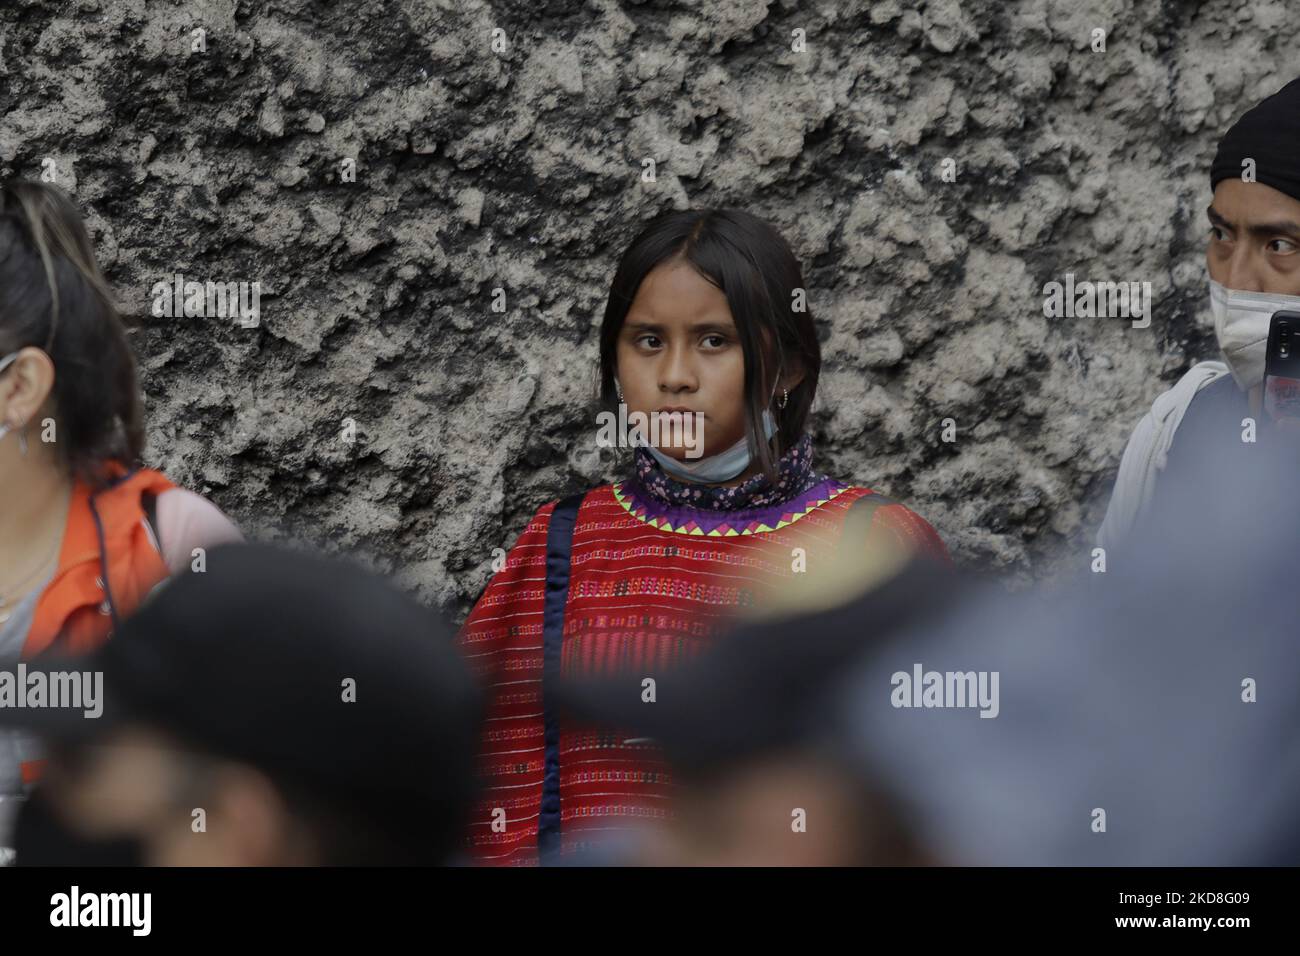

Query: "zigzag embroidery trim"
left=609, top=482, right=852, bottom=536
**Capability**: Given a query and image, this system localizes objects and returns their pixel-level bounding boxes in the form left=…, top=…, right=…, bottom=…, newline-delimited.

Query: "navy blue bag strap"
left=537, top=491, right=586, bottom=863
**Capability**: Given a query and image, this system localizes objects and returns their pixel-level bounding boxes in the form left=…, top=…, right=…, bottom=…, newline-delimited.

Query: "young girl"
left=0, top=181, right=242, bottom=824
left=458, top=208, right=948, bottom=865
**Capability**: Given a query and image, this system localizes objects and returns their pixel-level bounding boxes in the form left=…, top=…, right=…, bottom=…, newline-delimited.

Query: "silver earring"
left=17, top=424, right=27, bottom=457
left=616, top=383, right=624, bottom=403
left=778, top=387, right=788, bottom=410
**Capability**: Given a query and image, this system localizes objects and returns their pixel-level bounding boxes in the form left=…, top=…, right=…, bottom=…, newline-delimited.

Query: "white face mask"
left=644, top=408, right=778, bottom=483
left=1209, top=280, right=1300, bottom=390
left=617, top=374, right=784, bottom=484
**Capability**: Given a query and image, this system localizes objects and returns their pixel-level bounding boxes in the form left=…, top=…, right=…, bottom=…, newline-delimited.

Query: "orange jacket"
left=18, top=466, right=176, bottom=784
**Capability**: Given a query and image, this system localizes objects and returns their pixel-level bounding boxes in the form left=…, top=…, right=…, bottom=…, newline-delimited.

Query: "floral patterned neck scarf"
left=628, top=431, right=825, bottom=512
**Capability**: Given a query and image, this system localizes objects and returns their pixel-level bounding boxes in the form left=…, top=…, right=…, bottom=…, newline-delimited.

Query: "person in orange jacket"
left=0, top=180, right=242, bottom=842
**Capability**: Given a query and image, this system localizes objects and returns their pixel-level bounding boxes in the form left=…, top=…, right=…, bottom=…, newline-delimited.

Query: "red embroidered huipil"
left=457, top=455, right=948, bottom=866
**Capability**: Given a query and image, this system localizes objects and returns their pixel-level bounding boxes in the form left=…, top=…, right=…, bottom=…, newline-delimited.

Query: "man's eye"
left=1210, top=226, right=1228, bottom=242
left=1268, top=238, right=1298, bottom=254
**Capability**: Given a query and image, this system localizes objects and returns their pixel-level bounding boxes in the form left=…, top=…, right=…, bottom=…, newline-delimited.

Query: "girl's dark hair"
left=598, top=208, right=821, bottom=483
left=0, top=180, right=143, bottom=487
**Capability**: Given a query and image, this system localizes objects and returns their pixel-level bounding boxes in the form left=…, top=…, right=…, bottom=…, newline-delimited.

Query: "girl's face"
left=616, top=259, right=749, bottom=462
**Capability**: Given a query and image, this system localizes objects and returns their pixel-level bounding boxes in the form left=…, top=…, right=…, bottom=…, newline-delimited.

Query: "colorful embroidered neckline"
left=611, top=477, right=852, bottom=536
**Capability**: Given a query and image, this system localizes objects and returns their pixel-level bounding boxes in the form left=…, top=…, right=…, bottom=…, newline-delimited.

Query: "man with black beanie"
left=1099, top=76, right=1300, bottom=549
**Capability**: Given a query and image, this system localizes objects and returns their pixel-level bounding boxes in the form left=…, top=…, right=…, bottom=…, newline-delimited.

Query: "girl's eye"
left=636, top=334, right=662, bottom=349
left=1268, top=238, right=1298, bottom=254
left=701, top=334, right=727, bottom=349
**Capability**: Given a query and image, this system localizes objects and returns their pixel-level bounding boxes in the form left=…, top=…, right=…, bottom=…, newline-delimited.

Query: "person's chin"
left=659, top=443, right=705, bottom=461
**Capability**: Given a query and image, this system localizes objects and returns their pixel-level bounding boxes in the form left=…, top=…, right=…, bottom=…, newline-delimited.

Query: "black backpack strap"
left=141, top=490, right=161, bottom=553
left=537, top=491, right=586, bottom=864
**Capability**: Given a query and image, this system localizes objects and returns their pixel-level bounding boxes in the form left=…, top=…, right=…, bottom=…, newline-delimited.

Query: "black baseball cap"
left=1, top=543, right=482, bottom=862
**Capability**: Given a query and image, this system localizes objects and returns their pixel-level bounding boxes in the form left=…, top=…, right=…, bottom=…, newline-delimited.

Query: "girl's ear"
left=778, top=358, right=805, bottom=395
left=0, top=346, right=55, bottom=427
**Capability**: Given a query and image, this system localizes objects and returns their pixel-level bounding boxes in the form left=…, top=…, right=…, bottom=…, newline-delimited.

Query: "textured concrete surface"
left=1, top=0, right=1295, bottom=621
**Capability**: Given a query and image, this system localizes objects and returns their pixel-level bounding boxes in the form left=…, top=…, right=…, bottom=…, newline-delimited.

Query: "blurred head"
left=6, top=544, right=483, bottom=867
left=598, top=209, right=820, bottom=482
left=835, top=434, right=1300, bottom=866
left=555, top=559, right=961, bottom=866
left=635, top=747, right=925, bottom=867
left=40, top=724, right=418, bottom=866
left=0, top=180, right=143, bottom=489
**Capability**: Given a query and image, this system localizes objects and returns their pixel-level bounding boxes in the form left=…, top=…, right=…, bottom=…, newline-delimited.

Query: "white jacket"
left=1097, top=361, right=1232, bottom=551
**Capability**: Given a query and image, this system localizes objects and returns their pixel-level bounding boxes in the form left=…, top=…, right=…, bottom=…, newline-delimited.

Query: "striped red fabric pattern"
left=456, top=482, right=948, bottom=865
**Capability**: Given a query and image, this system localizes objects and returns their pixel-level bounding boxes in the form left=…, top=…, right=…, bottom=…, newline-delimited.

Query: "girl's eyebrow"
left=623, top=318, right=737, bottom=334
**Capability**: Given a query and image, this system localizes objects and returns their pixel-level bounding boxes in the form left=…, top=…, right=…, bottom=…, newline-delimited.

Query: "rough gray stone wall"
left=2, top=0, right=1294, bottom=622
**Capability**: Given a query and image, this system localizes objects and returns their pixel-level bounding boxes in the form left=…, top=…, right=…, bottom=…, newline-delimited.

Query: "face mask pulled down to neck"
left=640, top=408, right=778, bottom=484
left=1210, top=280, right=1300, bottom=390
left=616, top=371, right=786, bottom=483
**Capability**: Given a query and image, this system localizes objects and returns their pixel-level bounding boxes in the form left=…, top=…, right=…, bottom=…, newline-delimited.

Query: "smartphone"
left=1263, top=311, right=1300, bottom=424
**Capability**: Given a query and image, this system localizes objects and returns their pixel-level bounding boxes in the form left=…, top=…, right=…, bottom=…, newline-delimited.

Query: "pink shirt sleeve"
left=154, top=488, right=244, bottom=575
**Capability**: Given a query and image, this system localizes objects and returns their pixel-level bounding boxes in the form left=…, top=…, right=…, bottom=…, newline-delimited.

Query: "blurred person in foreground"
left=560, top=416, right=1300, bottom=865
left=555, top=554, right=965, bottom=866
left=0, top=544, right=482, bottom=866
left=839, top=410, right=1300, bottom=866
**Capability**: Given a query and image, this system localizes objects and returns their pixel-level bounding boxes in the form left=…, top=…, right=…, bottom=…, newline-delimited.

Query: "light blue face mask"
left=643, top=407, right=778, bottom=484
